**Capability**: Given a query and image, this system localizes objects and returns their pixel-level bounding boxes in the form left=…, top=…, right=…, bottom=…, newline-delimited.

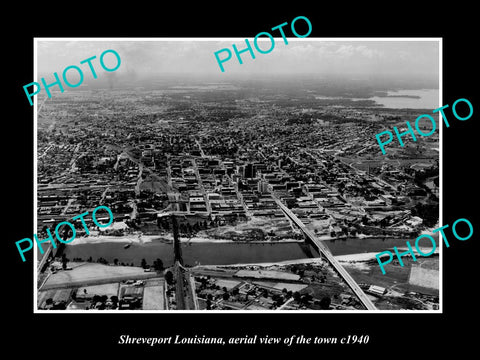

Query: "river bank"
left=69, top=231, right=388, bottom=246
left=70, top=233, right=305, bottom=246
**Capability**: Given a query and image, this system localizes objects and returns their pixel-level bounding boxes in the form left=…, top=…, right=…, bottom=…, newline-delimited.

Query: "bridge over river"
left=273, top=198, right=377, bottom=310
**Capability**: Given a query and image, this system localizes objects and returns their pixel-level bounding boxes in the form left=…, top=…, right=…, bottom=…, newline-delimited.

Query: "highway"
left=174, top=262, right=186, bottom=310
left=273, top=198, right=377, bottom=310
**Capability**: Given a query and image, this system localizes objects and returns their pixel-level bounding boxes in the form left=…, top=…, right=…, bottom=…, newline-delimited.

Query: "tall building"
left=257, top=179, right=269, bottom=194
left=244, top=163, right=256, bottom=179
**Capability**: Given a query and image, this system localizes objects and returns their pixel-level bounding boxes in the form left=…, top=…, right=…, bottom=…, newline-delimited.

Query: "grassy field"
left=142, top=279, right=166, bottom=310
left=41, top=263, right=158, bottom=290
left=408, top=266, right=439, bottom=290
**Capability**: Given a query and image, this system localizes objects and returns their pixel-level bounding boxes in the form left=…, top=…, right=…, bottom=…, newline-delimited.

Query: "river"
left=63, top=237, right=419, bottom=268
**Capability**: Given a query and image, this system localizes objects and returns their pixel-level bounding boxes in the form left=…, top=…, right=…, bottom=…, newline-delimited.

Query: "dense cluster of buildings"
left=36, top=84, right=439, bottom=310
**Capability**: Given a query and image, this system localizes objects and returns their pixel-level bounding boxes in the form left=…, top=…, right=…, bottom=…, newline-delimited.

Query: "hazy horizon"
left=36, top=39, right=440, bottom=89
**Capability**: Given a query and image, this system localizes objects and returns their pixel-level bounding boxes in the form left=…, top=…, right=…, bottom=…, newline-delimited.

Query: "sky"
left=36, top=39, right=440, bottom=83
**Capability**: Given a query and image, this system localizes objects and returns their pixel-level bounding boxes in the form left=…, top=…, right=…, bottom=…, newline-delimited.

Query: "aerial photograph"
left=35, top=39, right=440, bottom=311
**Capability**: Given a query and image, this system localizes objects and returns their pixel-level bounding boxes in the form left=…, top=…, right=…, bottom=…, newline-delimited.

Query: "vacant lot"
left=142, top=279, right=166, bottom=310
left=409, top=266, right=439, bottom=290
left=41, top=263, right=158, bottom=290
left=76, top=283, right=120, bottom=298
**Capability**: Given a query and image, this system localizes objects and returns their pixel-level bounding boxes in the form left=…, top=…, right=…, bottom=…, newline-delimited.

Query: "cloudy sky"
left=36, top=39, right=440, bottom=82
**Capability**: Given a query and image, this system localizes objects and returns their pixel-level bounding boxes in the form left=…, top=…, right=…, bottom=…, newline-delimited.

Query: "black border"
left=6, top=6, right=478, bottom=356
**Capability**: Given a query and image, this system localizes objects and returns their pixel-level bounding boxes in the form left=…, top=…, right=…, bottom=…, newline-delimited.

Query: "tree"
left=153, top=258, right=164, bottom=271
left=293, top=292, right=301, bottom=302
left=193, top=222, right=200, bottom=232
left=163, top=220, right=170, bottom=230
left=320, top=296, right=331, bottom=310
left=61, top=254, right=68, bottom=270
left=132, top=298, right=142, bottom=309
left=179, top=223, right=187, bottom=234
left=165, top=271, right=174, bottom=285
left=52, top=301, right=67, bottom=310
left=114, top=258, right=119, bottom=266
left=141, top=258, right=147, bottom=269
left=301, top=294, right=313, bottom=305
left=222, top=292, right=230, bottom=301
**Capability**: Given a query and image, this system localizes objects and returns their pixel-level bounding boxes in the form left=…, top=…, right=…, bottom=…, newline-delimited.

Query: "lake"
left=369, top=89, right=440, bottom=109
left=315, top=89, right=440, bottom=110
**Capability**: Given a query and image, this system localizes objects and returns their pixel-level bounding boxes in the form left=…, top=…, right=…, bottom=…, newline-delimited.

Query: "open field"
left=142, top=279, right=166, bottom=310
left=409, top=266, right=439, bottom=290
left=41, top=263, right=159, bottom=290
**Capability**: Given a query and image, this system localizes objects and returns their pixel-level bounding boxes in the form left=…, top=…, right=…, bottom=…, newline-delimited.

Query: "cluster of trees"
left=157, top=218, right=210, bottom=234
left=96, top=257, right=110, bottom=265
left=71, top=294, right=120, bottom=310
left=292, top=292, right=327, bottom=308
left=112, top=259, right=135, bottom=266
left=165, top=270, right=174, bottom=285
left=60, top=255, right=111, bottom=265
left=318, top=296, right=331, bottom=310
left=140, top=258, right=164, bottom=271
left=44, top=298, right=67, bottom=310
left=72, top=257, right=164, bottom=269
left=411, top=202, right=438, bottom=227
left=290, top=264, right=307, bottom=277
left=158, top=216, right=244, bottom=236
left=269, top=292, right=284, bottom=307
